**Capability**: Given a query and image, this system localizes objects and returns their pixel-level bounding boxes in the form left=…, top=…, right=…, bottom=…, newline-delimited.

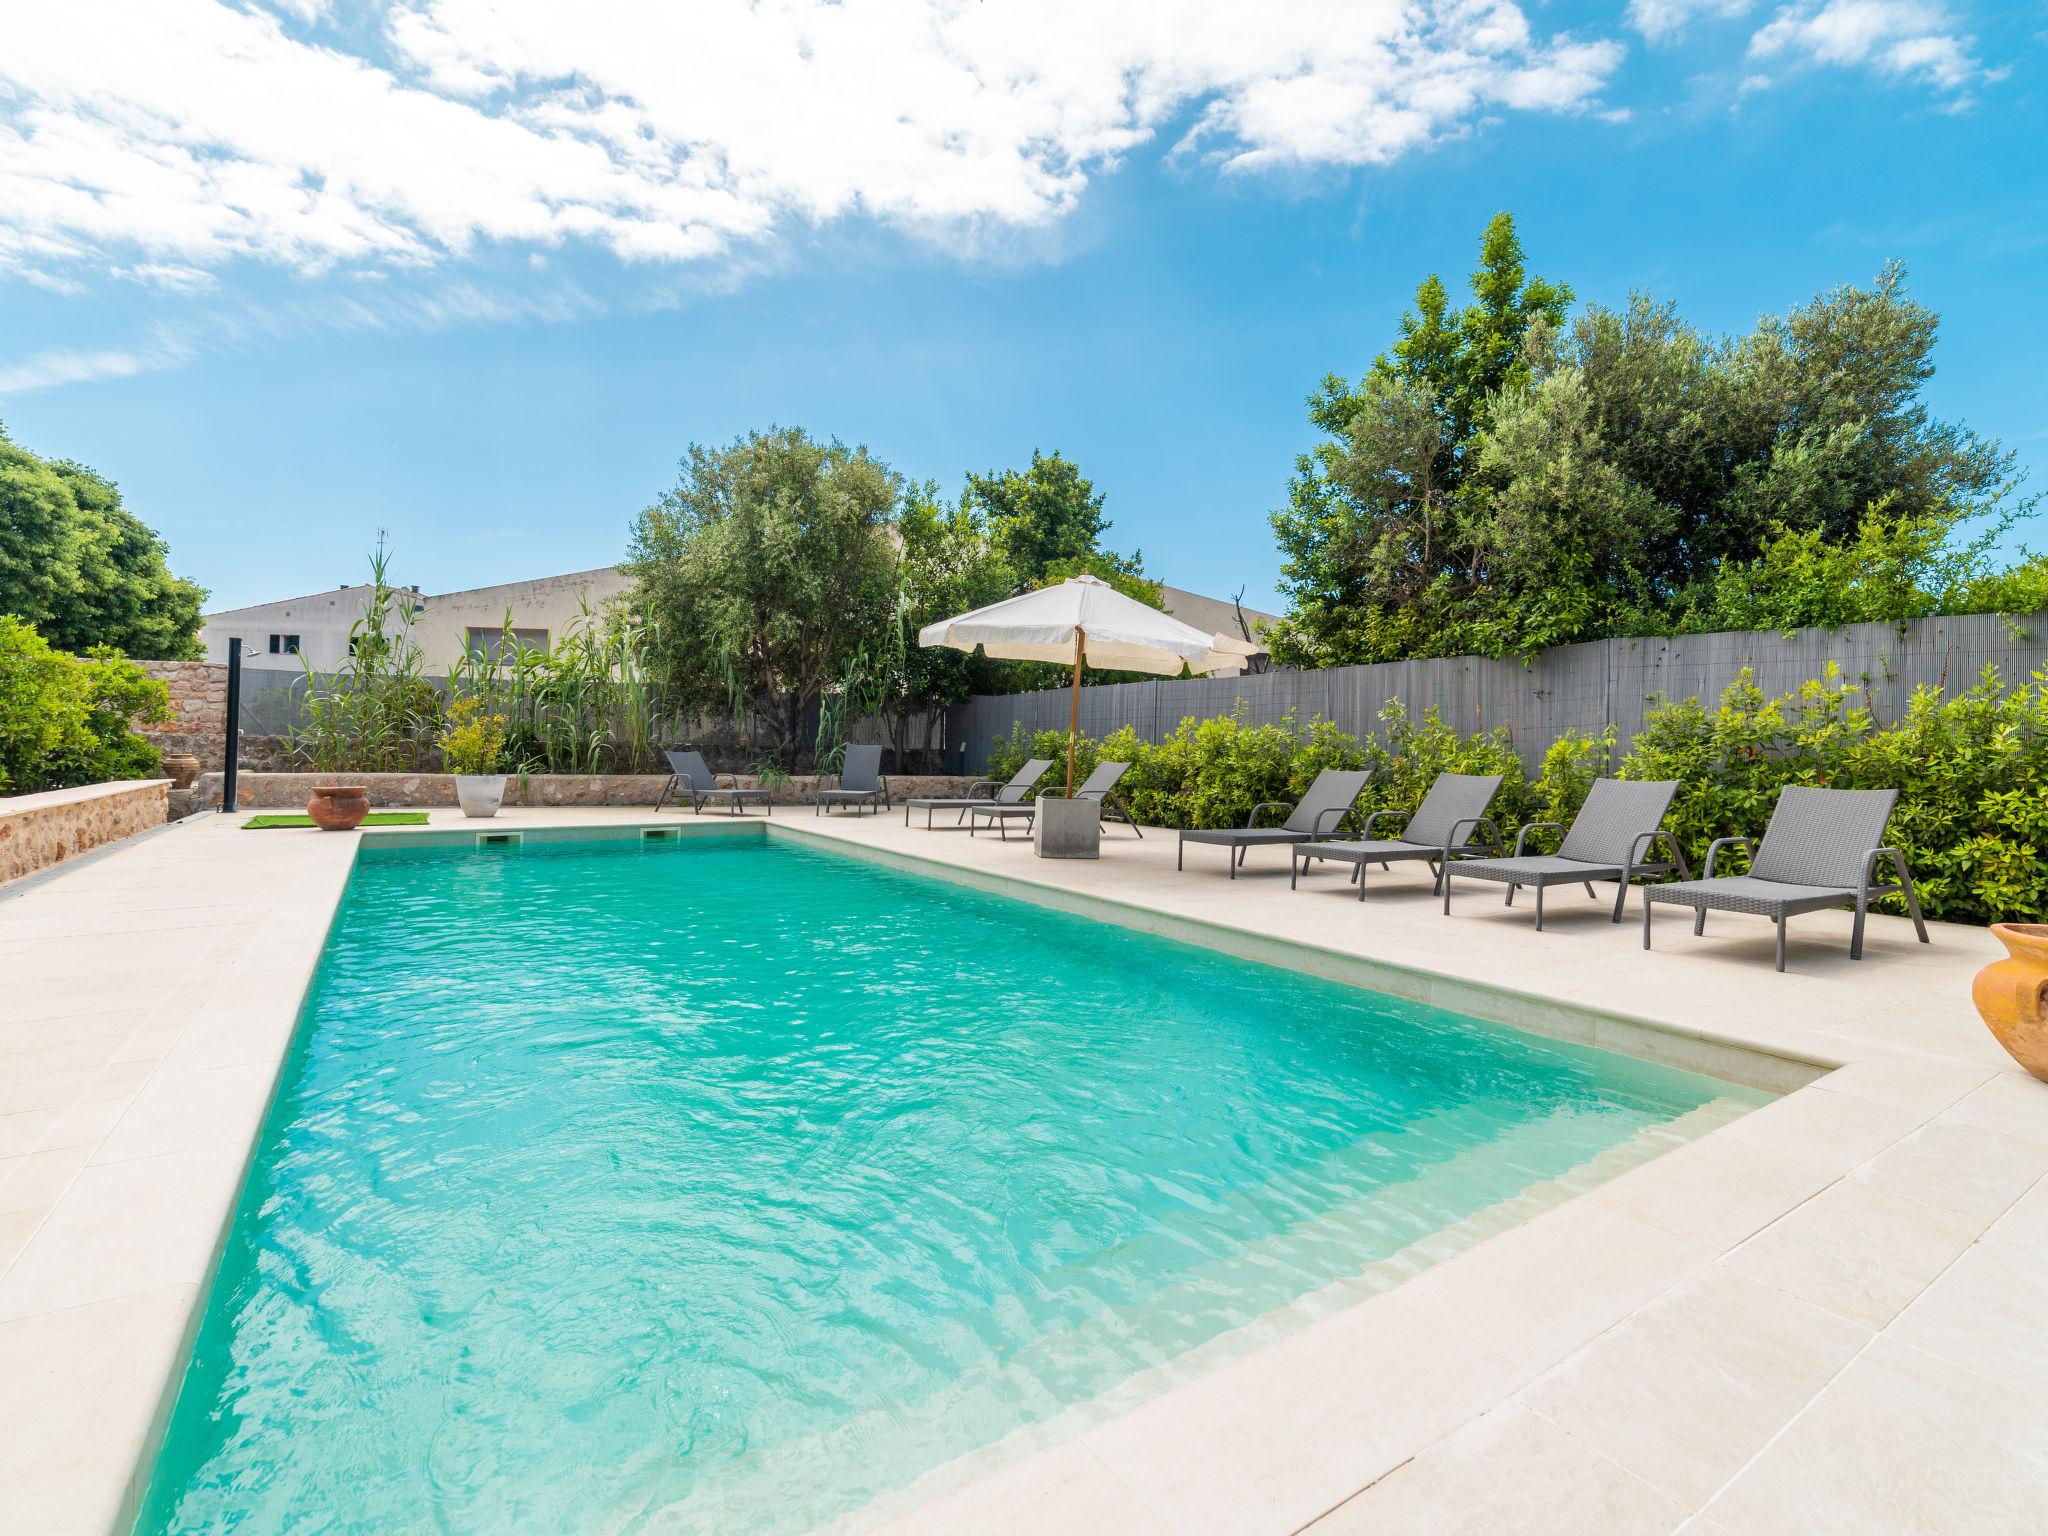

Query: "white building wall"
left=200, top=568, right=635, bottom=673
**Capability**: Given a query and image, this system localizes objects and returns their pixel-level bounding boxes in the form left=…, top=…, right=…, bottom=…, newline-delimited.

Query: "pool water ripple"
left=136, top=836, right=1758, bottom=1535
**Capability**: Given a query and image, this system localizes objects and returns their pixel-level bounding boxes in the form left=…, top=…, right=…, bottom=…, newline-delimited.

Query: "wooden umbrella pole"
left=1067, top=626, right=1084, bottom=796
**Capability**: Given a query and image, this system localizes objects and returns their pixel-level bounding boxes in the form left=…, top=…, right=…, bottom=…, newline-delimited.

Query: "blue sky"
left=0, top=0, right=2041, bottom=615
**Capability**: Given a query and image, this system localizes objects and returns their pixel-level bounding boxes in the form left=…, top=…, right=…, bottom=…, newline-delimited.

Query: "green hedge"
left=0, top=615, right=168, bottom=794
left=985, top=663, right=2048, bottom=925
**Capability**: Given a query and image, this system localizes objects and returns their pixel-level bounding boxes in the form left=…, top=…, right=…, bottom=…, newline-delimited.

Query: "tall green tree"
left=0, top=424, right=205, bottom=659
left=962, top=449, right=1160, bottom=604
left=626, top=427, right=901, bottom=758
left=1267, top=225, right=2034, bottom=666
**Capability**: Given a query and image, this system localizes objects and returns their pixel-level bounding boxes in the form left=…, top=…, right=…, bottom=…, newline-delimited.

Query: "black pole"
left=222, top=637, right=242, bottom=813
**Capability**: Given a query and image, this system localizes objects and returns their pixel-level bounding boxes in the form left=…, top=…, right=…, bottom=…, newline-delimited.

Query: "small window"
left=269, top=634, right=300, bottom=654
left=464, top=626, right=549, bottom=661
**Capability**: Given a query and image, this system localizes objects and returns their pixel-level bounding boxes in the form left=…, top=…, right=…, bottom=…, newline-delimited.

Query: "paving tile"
left=0, top=1285, right=198, bottom=1536
left=1583, top=1132, right=1837, bottom=1251
left=1520, top=1266, right=1868, bottom=1508
left=0, top=1209, right=42, bottom=1272
left=868, top=1440, right=1168, bottom=1536
left=1936, top=1072, right=2048, bottom=1154
left=1811, top=1056, right=1992, bottom=1115
left=91, top=1061, right=278, bottom=1166
left=33, top=1095, right=131, bottom=1153
left=0, top=1144, right=93, bottom=1216
left=1082, top=1296, right=1522, bottom=1536
left=1852, top=1121, right=2043, bottom=1224
left=1716, top=1086, right=1923, bottom=1172
left=0, top=1068, right=100, bottom=1118
left=0, top=1143, right=246, bottom=1321
left=1306, top=1402, right=1683, bottom=1536
left=1704, top=1338, right=2048, bottom=1535
left=1392, top=1200, right=1713, bottom=1372
left=1884, top=1240, right=2048, bottom=1401
left=1725, top=1179, right=1981, bottom=1329
left=0, top=1110, right=59, bottom=1160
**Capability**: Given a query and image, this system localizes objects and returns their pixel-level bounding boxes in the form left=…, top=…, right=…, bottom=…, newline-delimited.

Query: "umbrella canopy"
left=919, top=574, right=1235, bottom=800
left=917, top=574, right=1224, bottom=675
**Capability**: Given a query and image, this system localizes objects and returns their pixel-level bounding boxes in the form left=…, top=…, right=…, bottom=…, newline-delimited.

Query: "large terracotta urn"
left=161, top=754, right=201, bottom=790
left=306, top=784, right=371, bottom=832
left=1974, top=923, right=2048, bottom=1082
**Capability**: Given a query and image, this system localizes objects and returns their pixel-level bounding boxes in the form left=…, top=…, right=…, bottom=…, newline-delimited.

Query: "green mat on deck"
left=242, top=812, right=431, bottom=829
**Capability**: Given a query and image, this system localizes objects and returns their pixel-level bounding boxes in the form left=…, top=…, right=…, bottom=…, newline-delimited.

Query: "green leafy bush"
left=436, top=698, right=508, bottom=776
left=1620, top=664, right=2047, bottom=924
left=0, top=615, right=168, bottom=792
left=987, top=703, right=1605, bottom=835
left=984, top=664, right=2047, bottom=924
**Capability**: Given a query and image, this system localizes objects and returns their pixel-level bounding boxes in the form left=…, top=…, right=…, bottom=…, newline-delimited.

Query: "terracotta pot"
left=306, top=784, right=371, bottom=832
left=161, top=754, right=201, bottom=790
left=1974, top=923, right=2048, bottom=1082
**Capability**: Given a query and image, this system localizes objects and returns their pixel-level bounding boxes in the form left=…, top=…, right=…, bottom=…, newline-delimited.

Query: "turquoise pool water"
left=137, top=833, right=1756, bottom=1535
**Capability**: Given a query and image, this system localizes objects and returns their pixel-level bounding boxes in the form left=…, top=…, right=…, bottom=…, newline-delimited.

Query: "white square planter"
left=1033, top=794, right=1101, bottom=859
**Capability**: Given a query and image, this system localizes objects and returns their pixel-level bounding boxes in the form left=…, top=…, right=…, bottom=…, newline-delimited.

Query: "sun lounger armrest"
left=1308, top=805, right=1356, bottom=839
left=1627, top=829, right=1692, bottom=882
left=1703, top=835, right=1756, bottom=880
left=1513, top=820, right=1566, bottom=857
left=966, top=779, right=1002, bottom=800
left=1865, top=846, right=1910, bottom=895
left=1245, top=801, right=1291, bottom=829
left=1360, top=808, right=1409, bottom=839
left=1441, top=816, right=1494, bottom=857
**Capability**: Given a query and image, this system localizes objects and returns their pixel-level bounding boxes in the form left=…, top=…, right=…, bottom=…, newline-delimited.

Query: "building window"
left=464, top=626, right=549, bottom=661
left=268, top=634, right=300, bottom=654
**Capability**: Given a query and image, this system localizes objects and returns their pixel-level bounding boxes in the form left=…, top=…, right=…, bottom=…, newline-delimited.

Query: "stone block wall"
left=138, top=661, right=230, bottom=768
left=0, top=780, right=168, bottom=885
left=186, top=771, right=984, bottom=811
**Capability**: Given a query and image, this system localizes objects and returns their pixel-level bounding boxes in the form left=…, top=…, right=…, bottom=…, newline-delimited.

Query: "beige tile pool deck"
left=2, top=804, right=2044, bottom=1536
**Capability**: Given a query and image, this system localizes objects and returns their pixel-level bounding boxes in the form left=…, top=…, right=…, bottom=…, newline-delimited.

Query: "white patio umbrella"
left=918, top=574, right=1231, bottom=795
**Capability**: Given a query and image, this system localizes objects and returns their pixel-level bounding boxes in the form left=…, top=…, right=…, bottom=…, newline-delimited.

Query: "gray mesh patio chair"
left=654, top=750, right=773, bottom=816
left=1291, top=772, right=1504, bottom=900
left=969, top=760, right=1143, bottom=840
left=1642, top=785, right=1928, bottom=971
left=1177, top=768, right=1372, bottom=879
left=904, top=759, right=1053, bottom=830
left=1441, top=778, right=1689, bottom=928
left=815, top=744, right=889, bottom=817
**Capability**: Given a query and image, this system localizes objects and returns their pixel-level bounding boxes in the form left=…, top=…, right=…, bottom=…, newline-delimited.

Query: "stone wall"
left=0, top=780, right=168, bottom=885
left=187, top=772, right=985, bottom=811
left=137, top=661, right=229, bottom=768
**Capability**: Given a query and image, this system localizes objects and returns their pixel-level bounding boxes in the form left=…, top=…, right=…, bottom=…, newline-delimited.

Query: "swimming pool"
left=135, top=832, right=1761, bottom=1535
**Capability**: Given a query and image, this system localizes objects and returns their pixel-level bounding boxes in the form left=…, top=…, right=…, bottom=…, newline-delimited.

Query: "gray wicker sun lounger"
left=815, top=744, right=889, bottom=817
left=1642, top=785, right=1928, bottom=971
left=1291, top=772, right=1504, bottom=900
left=655, top=750, right=773, bottom=816
left=968, top=760, right=1143, bottom=840
left=1441, top=778, right=1689, bottom=928
left=1177, top=768, right=1372, bottom=878
left=904, top=759, right=1053, bottom=829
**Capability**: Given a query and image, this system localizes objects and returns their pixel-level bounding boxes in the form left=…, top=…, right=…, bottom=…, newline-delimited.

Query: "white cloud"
left=1748, top=0, right=1984, bottom=92
left=0, top=341, right=184, bottom=394
left=0, top=0, right=1626, bottom=290
left=113, top=262, right=219, bottom=293
left=1627, top=0, right=1754, bottom=46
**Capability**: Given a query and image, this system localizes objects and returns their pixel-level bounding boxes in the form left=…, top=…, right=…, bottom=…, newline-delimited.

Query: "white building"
left=200, top=567, right=634, bottom=673
left=202, top=567, right=1274, bottom=675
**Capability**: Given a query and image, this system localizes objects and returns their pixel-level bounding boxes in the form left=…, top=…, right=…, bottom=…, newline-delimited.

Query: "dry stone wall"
left=137, top=661, right=229, bottom=767
left=0, top=780, right=168, bottom=885
left=187, top=772, right=984, bottom=811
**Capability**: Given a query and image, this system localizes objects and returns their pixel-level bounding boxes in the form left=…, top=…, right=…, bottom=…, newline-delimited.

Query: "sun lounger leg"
left=1534, top=883, right=1544, bottom=931
left=1776, top=913, right=1788, bottom=972
left=1642, top=894, right=1654, bottom=950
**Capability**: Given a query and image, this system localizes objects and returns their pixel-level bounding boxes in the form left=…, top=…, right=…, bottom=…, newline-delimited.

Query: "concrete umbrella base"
left=1034, top=794, right=1101, bottom=860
